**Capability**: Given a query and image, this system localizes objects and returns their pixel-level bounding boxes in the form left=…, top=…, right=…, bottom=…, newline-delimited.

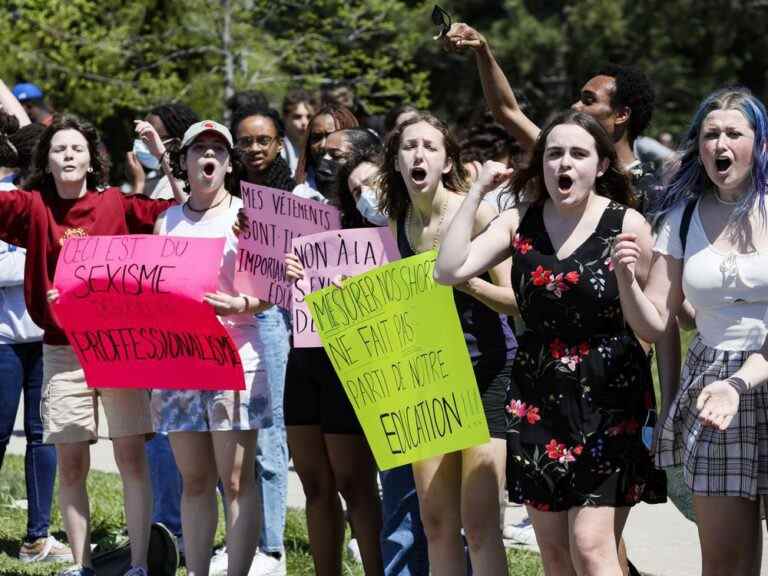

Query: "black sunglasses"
left=431, top=4, right=452, bottom=38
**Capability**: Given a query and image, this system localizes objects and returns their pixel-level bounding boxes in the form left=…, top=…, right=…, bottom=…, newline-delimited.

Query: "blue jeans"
left=255, top=307, right=290, bottom=553
left=145, top=433, right=183, bottom=537
left=380, top=465, right=429, bottom=576
left=0, top=342, right=57, bottom=541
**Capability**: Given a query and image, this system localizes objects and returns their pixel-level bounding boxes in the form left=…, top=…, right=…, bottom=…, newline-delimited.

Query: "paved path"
left=8, top=403, right=768, bottom=575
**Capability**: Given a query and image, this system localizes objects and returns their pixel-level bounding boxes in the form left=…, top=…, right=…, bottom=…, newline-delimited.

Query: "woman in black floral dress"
left=436, top=110, right=665, bottom=575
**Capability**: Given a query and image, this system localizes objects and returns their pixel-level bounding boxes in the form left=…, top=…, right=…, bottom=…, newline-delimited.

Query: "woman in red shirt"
left=0, top=114, right=179, bottom=576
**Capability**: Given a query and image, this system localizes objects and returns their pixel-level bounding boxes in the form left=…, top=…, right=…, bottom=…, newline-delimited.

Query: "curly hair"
left=506, top=110, right=635, bottom=209
left=294, top=105, right=358, bottom=184
left=595, top=64, right=654, bottom=144
left=149, top=103, right=199, bottom=140
left=335, top=135, right=384, bottom=229
left=0, top=111, right=21, bottom=168
left=24, top=115, right=108, bottom=193
left=7, top=124, right=46, bottom=182
left=379, top=113, right=469, bottom=224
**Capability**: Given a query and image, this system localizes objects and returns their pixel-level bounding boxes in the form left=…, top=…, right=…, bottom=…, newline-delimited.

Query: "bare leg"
left=112, top=435, right=152, bottom=569
left=325, top=433, right=383, bottom=576
left=211, top=430, right=259, bottom=576
left=56, top=442, right=92, bottom=567
left=527, top=507, right=574, bottom=576
left=460, top=438, right=508, bottom=575
left=694, top=495, right=761, bottom=576
left=568, top=506, right=629, bottom=576
left=412, top=452, right=464, bottom=576
left=288, top=425, right=344, bottom=576
left=170, top=432, right=218, bottom=576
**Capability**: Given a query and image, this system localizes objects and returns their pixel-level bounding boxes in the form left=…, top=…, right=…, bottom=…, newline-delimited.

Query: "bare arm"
left=134, top=120, right=188, bottom=204
left=0, top=80, right=31, bottom=127
left=444, top=24, right=540, bottom=152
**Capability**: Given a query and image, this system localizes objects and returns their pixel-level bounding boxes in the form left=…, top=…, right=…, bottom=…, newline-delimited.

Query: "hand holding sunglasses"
left=432, top=9, right=487, bottom=54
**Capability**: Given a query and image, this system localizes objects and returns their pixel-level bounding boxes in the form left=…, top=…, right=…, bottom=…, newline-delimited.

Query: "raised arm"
left=0, top=79, right=31, bottom=127
left=134, top=120, right=188, bottom=204
left=435, top=161, right=516, bottom=285
left=443, top=23, right=540, bottom=152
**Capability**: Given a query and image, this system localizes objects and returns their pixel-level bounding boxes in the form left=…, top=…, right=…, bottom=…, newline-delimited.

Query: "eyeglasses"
left=236, top=136, right=276, bottom=149
left=431, top=4, right=452, bottom=38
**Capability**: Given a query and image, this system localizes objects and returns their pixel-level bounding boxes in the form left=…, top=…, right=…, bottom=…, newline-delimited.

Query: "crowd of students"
left=1, top=16, right=768, bottom=576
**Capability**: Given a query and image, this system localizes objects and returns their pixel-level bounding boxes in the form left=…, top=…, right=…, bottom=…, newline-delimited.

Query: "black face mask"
left=315, top=157, right=340, bottom=184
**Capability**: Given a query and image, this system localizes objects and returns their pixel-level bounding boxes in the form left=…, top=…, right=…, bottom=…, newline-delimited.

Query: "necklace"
left=406, top=190, right=450, bottom=251
left=713, top=191, right=741, bottom=206
left=184, top=193, right=231, bottom=214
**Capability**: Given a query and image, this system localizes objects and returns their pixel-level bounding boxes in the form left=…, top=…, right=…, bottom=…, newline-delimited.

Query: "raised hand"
left=696, top=380, right=740, bottom=430
left=134, top=120, right=166, bottom=159
left=611, top=232, right=642, bottom=286
left=442, top=23, right=486, bottom=53
left=471, top=160, right=514, bottom=197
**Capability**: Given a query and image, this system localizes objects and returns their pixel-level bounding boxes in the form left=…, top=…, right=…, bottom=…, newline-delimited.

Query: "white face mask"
left=355, top=186, right=388, bottom=226
left=132, top=139, right=160, bottom=171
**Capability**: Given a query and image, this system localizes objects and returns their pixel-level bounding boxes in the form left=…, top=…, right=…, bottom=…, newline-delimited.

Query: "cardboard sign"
left=53, top=235, right=245, bottom=391
left=305, top=250, right=490, bottom=470
left=234, top=182, right=341, bottom=309
left=292, top=227, right=399, bottom=347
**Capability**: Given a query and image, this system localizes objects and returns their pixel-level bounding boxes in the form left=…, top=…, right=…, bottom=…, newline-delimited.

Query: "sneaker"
left=346, top=538, right=363, bottom=564
left=20, top=536, right=75, bottom=563
left=58, top=567, right=96, bottom=576
left=209, top=546, right=229, bottom=576
left=502, top=517, right=537, bottom=546
left=248, top=549, right=286, bottom=576
left=123, top=567, right=149, bottom=576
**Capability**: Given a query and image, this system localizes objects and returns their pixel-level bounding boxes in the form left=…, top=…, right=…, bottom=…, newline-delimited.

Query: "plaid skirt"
left=656, top=334, right=768, bottom=499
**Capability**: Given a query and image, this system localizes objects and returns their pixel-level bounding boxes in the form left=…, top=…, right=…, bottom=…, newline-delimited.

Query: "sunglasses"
left=431, top=4, right=452, bottom=38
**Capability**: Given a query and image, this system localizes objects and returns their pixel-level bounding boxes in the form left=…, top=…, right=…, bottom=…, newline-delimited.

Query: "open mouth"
left=715, top=157, right=732, bottom=173
left=410, top=166, right=427, bottom=183
left=558, top=174, right=573, bottom=191
left=202, top=161, right=216, bottom=176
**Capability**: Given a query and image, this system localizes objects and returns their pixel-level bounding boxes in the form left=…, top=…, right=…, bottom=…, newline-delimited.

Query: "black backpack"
left=678, top=198, right=698, bottom=255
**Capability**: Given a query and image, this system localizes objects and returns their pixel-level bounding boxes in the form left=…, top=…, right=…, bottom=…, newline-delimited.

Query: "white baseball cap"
left=180, top=120, right=233, bottom=149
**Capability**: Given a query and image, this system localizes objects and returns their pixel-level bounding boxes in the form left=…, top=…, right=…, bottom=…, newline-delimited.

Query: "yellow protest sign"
left=305, top=250, right=490, bottom=470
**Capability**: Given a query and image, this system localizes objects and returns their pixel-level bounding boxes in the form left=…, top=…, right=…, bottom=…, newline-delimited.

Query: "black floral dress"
left=507, top=201, right=666, bottom=511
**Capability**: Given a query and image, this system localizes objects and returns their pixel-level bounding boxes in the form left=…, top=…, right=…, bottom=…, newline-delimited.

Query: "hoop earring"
left=87, top=167, right=94, bottom=173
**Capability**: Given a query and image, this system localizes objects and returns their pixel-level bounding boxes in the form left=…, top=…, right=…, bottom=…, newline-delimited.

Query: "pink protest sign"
left=291, top=227, right=400, bottom=347
left=234, top=182, right=341, bottom=309
left=53, top=235, right=245, bottom=391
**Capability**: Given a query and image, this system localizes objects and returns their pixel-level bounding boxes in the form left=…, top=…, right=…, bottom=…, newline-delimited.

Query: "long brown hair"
left=509, top=110, right=635, bottom=208
left=379, top=113, right=469, bottom=223
left=24, top=115, right=108, bottom=193
left=294, top=105, right=358, bottom=184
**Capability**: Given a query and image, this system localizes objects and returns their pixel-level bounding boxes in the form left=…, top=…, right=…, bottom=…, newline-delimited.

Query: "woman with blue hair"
left=613, top=86, right=768, bottom=574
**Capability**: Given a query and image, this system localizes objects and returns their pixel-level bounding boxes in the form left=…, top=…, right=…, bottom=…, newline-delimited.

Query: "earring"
left=87, top=167, right=94, bottom=173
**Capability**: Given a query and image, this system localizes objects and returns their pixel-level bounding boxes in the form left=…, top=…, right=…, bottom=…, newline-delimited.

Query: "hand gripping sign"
left=291, top=227, right=400, bottom=348
left=305, top=250, right=490, bottom=470
left=53, top=235, right=245, bottom=390
left=234, top=182, right=341, bottom=309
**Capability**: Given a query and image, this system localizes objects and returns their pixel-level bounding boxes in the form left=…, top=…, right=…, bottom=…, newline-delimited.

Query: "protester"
left=284, top=127, right=385, bottom=576
left=293, top=105, right=358, bottom=202
left=127, top=103, right=199, bottom=199
left=281, top=89, right=316, bottom=176
left=11, top=82, right=54, bottom=126
left=379, top=113, right=517, bottom=575
left=0, top=111, right=73, bottom=565
left=229, top=104, right=295, bottom=576
left=151, top=120, right=272, bottom=576
left=0, top=108, right=182, bottom=576
left=435, top=110, right=666, bottom=575
left=383, top=104, right=419, bottom=137
left=612, top=87, right=768, bottom=575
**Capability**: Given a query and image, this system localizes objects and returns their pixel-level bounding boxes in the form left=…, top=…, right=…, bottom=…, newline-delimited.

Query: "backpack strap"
left=678, top=198, right=697, bottom=256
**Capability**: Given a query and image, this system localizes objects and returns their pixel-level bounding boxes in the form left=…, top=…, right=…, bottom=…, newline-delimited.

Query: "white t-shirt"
left=655, top=201, right=768, bottom=351
left=155, top=196, right=263, bottom=368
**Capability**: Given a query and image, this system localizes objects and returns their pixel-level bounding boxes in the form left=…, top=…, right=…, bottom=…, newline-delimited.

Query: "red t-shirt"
left=0, top=186, right=174, bottom=344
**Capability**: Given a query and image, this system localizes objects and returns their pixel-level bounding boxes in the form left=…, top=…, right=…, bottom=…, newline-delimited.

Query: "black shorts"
left=474, top=356, right=513, bottom=440
left=284, top=346, right=363, bottom=435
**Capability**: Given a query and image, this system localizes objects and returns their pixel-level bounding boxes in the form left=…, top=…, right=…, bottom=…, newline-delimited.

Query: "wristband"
left=726, top=376, right=749, bottom=394
left=241, top=295, right=250, bottom=314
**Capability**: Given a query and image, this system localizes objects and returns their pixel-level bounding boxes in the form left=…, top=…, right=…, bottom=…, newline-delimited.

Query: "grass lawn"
left=0, top=454, right=543, bottom=575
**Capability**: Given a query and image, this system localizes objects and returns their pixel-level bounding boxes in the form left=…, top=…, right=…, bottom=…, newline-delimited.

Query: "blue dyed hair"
left=654, top=87, right=768, bottom=229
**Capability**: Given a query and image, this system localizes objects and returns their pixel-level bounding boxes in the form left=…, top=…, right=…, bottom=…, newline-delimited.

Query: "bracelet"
left=725, top=376, right=749, bottom=394
left=241, top=295, right=250, bottom=314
